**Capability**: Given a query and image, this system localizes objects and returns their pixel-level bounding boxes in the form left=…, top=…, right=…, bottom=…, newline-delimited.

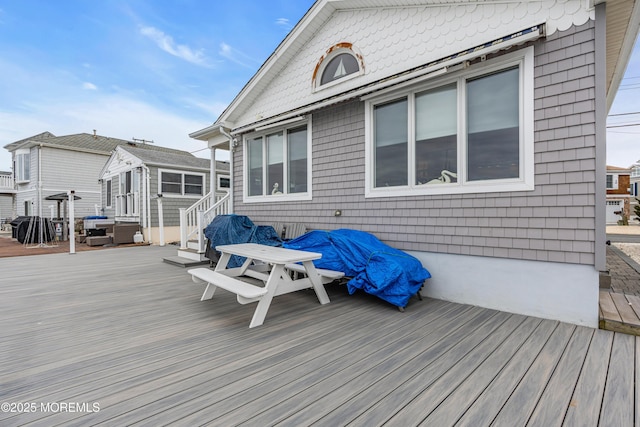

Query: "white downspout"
left=142, top=164, right=152, bottom=244
left=210, top=146, right=216, bottom=204
left=157, top=195, right=165, bottom=246
left=219, top=127, right=234, bottom=213
left=37, top=144, right=43, bottom=244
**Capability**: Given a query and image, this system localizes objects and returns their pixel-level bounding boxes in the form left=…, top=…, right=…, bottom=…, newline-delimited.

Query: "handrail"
left=179, top=191, right=230, bottom=251
left=0, top=174, right=14, bottom=190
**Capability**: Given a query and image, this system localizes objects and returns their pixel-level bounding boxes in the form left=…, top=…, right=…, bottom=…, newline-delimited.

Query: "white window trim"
left=364, top=47, right=535, bottom=198
left=242, top=117, right=313, bottom=203
left=313, top=46, right=365, bottom=93
left=606, top=174, right=616, bottom=190
left=217, top=174, right=230, bottom=192
left=14, top=148, right=31, bottom=183
left=157, top=168, right=207, bottom=198
left=105, top=178, right=112, bottom=208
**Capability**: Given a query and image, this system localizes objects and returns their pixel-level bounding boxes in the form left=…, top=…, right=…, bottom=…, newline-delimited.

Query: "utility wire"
left=607, top=123, right=640, bottom=129
left=608, top=112, right=640, bottom=117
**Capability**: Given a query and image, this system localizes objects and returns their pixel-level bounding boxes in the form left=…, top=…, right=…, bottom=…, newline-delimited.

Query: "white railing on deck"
left=179, top=191, right=230, bottom=252
left=0, top=174, right=14, bottom=190
left=115, top=192, right=139, bottom=217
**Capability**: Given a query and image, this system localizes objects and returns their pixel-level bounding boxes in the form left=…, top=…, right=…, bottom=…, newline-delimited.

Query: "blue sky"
left=607, top=36, right=640, bottom=168
left=0, top=0, right=315, bottom=170
left=0, top=0, right=638, bottom=172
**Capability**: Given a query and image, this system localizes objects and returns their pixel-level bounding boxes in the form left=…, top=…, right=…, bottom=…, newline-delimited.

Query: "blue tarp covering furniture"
left=283, top=229, right=431, bottom=308
left=204, top=214, right=281, bottom=268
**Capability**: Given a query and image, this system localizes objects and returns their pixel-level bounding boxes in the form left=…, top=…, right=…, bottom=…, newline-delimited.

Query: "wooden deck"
left=599, top=290, right=640, bottom=335
left=0, top=245, right=637, bottom=426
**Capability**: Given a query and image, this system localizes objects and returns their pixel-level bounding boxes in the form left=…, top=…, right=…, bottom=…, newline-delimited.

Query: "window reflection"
left=374, top=98, right=408, bottom=187
left=415, top=84, right=457, bottom=185
left=467, top=68, right=520, bottom=181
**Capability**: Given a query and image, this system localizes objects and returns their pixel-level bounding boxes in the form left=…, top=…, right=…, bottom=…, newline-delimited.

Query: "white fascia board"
left=233, top=25, right=543, bottom=134
left=189, top=120, right=233, bottom=142
left=217, top=1, right=335, bottom=125
left=606, top=0, right=640, bottom=111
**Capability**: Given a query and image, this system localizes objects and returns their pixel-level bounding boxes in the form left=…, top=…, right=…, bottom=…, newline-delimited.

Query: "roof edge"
left=606, top=0, right=640, bottom=111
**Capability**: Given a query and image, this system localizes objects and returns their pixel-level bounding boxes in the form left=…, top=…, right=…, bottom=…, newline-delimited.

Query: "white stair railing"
left=179, top=192, right=230, bottom=251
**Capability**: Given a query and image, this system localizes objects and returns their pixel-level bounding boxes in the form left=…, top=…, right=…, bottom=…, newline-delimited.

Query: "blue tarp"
left=204, top=214, right=281, bottom=268
left=283, top=229, right=431, bottom=308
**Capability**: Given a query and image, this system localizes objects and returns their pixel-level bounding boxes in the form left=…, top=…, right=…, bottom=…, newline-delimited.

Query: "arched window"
left=313, top=44, right=364, bottom=90
left=320, top=52, right=360, bottom=85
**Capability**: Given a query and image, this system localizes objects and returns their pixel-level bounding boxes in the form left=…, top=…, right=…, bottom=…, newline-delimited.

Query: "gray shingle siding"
left=234, top=23, right=597, bottom=266
left=99, top=163, right=210, bottom=228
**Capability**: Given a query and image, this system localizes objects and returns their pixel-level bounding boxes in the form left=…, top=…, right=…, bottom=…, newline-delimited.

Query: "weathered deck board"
left=0, top=245, right=639, bottom=426
left=636, top=337, right=640, bottom=427
left=380, top=313, right=528, bottom=426
left=455, top=320, right=559, bottom=426
left=526, top=326, right=593, bottom=426
left=244, top=307, right=502, bottom=427
left=599, top=290, right=622, bottom=323
left=599, top=290, right=640, bottom=335
left=422, top=316, right=542, bottom=426
left=626, top=294, right=640, bottom=320
left=563, top=329, right=613, bottom=426
left=611, top=292, right=640, bottom=327
left=599, top=333, right=635, bottom=427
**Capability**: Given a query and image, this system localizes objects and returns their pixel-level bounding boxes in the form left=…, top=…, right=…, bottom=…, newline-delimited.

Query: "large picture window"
left=243, top=121, right=312, bottom=202
left=365, top=48, right=534, bottom=197
left=159, top=170, right=205, bottom=197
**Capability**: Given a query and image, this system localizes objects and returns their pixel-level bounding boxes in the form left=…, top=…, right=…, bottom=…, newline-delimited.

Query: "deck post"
left=68, top=190, right=75, bottom=254
left=179, top=207, right=187, bottom=250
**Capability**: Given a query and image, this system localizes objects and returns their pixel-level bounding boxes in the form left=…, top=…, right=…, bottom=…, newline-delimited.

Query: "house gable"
left=224, top=0, right=595, bottom=131
left=101, top=147, right=144, bottom=180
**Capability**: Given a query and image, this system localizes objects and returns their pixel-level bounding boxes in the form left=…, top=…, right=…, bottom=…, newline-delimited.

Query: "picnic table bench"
left=189, top=243, right=343, bottom=328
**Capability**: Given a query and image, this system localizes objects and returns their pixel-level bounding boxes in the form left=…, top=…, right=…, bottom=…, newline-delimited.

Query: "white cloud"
left=219, top=42, right=260, bottom=69
left=82, top=82, right=98, bottom=90
left=140, top=25, right=210, bottom=67
left=275, top=18, right=293, bottom=31
left=0, top=93, right=225, bottom=171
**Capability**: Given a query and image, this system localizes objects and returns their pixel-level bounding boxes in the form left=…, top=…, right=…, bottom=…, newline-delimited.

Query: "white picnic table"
left=189, top=243, right=335, bottom=328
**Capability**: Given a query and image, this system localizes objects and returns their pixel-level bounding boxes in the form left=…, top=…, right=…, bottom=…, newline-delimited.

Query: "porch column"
left=210, top=146, right=217, bottom=203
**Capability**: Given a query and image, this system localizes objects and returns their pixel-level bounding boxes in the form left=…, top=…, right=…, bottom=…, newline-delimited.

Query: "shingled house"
left=4, top=131, right=219, bottom=243
left=188, top=0, right=640, bottom=327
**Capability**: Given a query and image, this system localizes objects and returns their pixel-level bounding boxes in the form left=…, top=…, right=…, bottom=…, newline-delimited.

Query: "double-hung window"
left=244, top=121, right=312, bottom=202
left=365, top=47, right=534, bottom=197
left=159, top=170, right=205, bottom=197
left=14, top=149, right=31, bottom=183
left=605, top=174, right=615, bottom=190
left=105, top=179, right=112, bottom=208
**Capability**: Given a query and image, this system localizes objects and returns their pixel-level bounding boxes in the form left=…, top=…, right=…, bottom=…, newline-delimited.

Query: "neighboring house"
left=189, top=0, right=640, bottom=328
left=605, top=165, right=632, bottom=224
left=0, top=170, right=15, bottom=221
left=630, top=161, right=640, bottom=221
left=100, top=145, right=228, bottom=244
left=3, top=131, right=210, bottom=232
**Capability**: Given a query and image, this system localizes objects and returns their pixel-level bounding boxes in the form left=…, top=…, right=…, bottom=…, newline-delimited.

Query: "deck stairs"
left=163, top=191, right=230, bottom=267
